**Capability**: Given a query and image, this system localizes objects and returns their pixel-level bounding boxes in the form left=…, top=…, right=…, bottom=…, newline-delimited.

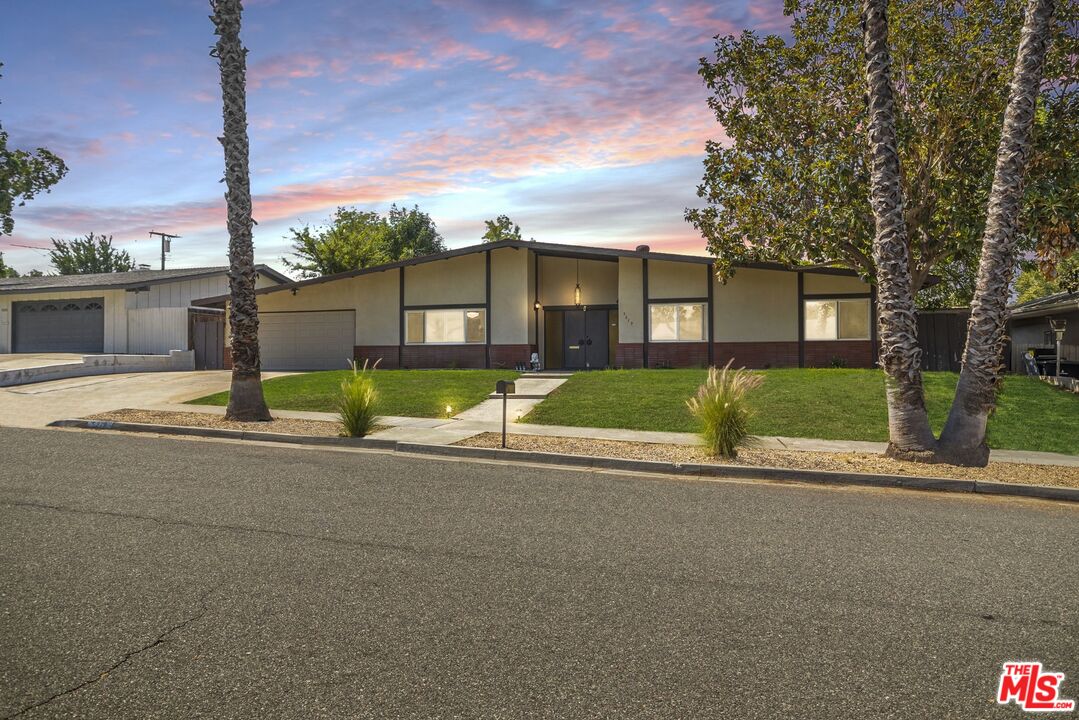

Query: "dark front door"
left=191, top=311, right=225, bottom=370
left=12, top=298, right=105, bottom=353
left=563, top=309, right=609, bottom=370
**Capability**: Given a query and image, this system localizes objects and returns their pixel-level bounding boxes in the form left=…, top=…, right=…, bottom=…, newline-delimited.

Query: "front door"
left=563, top=309, right=609, bottom=369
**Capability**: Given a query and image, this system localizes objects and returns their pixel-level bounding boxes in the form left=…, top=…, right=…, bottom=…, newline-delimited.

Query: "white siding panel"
left=128, top=307, right=189, bottom=354
left=259, top=311, right=355, bottom=370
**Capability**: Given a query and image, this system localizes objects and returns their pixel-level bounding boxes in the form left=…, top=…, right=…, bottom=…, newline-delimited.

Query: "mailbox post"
left=1049, top=318, right=1067, bottom=378
left=495, top=379, right=516, bottom=448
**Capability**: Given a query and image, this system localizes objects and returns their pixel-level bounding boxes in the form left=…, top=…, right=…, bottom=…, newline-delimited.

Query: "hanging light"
left=574, top=259, right=582, bottom=307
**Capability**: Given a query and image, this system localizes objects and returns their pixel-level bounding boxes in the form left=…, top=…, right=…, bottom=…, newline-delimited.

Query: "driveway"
left=1, top=427, right=1076, bottom=719
left=0, top=353, right=85, bottom=370
left=0, top=371, right=282, bottom=428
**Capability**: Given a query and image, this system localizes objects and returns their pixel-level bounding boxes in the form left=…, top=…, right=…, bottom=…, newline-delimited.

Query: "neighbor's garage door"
left=259, top=311, right=355, bottom=370
left=12, top=298, right=105, bottom=353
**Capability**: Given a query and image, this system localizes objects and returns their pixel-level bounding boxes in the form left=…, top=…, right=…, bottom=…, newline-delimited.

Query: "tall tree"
left=687, top=0, right=1078, bottom=291
left=384, top=204, right=446, bottom=260
left=211, top=0, right=271, bottom=422
left=1014, top=254, right=1079, bottom=302
left=1, top=63, right=68, bottom=236
left=482, top=214, right=523, bottom=243
left=939, top=0, right=1057, bottom=465
left=861, top=0, right=937, bottom=459
left=48, top=233, right=135, bottom=275
left=0, top=251, right=18, bottom=278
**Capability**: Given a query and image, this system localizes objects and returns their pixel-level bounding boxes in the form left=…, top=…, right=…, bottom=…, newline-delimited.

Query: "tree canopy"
left=283, top=204, right=446, bottom=278
left=0, top=251, right=18, bottom=278
left=1015, top=254, right=1079, bottom=303
left=49, top=234, right=135, bottom=275
left=686, top=0, right=1078, bottom=295
left=1, top=64, right=68, bottom=236
left=482, top=214, right=523, bottom=243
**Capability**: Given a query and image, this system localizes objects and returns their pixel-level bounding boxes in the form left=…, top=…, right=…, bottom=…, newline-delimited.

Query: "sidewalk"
left=137, top=402, right=1079, bottom=468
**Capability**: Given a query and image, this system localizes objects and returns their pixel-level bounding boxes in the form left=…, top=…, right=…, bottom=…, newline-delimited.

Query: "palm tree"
left=211, top=0, right=271, bottom=421
left=938, top=0, right=1056, bottom=465
left=861, top=0, right=937, bottom=460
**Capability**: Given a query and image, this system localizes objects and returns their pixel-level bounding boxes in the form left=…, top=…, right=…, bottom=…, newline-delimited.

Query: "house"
left=209, top=240, right=876, bottom=371
left=0, top=266, right=289, bottom=365
left=1008, top=291, right=1079, bottom=375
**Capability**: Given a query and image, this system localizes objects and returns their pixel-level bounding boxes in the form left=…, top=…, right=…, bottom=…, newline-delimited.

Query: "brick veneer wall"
left=646, top=342, right=710, bottom=368
left=223, top=347, right=232, bottom=370
left=804, top=340, right=875, bottom=368
left=714, top=341, right=799, bottom=369
left=400, top=344, right=486, bottom=369
left=489, top=344, right=536, bottom=369
left=354, top=345, right=401, bottom=369
left=616, top=343, right=644, bottom=368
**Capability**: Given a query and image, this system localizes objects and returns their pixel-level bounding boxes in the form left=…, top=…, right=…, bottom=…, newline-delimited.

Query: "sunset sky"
left=0, top=0, right=788, bottom=276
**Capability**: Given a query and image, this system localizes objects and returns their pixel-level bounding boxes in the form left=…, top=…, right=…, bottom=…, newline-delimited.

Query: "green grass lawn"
left=190, top=369, right=519, bottom=419
left=522, top=369, right=1079, bottom=455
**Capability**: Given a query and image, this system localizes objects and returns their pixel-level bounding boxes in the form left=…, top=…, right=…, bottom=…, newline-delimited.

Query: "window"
left=405, top=308, right=485, bottom=344
left=649, top=303, right=706, bottom=342
left=804, top=298, right=870, bottom=340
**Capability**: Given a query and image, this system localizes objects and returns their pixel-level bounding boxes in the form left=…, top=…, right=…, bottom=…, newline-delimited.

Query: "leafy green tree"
left=1, top=64, right=68, bottom=236
left=687, top=0, right=1078, bottom=291
left=284, top=204, right=446, bottom=278
left=0, top=251, right=18, bottom=278
left=482, top=214, right=522, bottom=243
left=1015, top=254, right=1079, bottom=302
left=49, top=233, right=135, bottom=274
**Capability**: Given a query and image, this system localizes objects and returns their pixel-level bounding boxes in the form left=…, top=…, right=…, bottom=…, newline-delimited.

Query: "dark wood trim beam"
left=533, top=251, right=539, bottom=354
left=797, top=271, right=805, bottom=368
left=398, top=267, right=405, bottom=354
left=485, top=249, right=491, bottom=369
left=402, top=302, right=487, bottom=311
left=706, top=263, right=715, bottom=366
left=642, top=258, right=649, bottom=368
left=870, top=284, right=879, bottom=366
left=646, top=296, right=710, bottom=304
left=802, top=292, right=873, bottom=300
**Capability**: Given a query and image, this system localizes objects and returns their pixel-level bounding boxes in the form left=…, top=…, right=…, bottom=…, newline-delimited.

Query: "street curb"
left=48, top=419, right=1079, bottom=503
left=47, top=419, right=398, bottom=450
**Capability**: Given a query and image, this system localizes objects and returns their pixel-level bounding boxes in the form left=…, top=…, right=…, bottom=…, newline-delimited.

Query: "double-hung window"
left=649, top=303, right=706, bottom=342
left=405, top=308, right=486, bottom=344
left=803, top=298, right=871, bottom=340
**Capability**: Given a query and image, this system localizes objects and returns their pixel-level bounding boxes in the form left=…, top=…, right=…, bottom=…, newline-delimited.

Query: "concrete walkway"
left=127, top=401, right=1079, bottom=468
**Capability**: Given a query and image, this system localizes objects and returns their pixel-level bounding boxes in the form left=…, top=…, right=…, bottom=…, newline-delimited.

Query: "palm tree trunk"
left=938, top=0, right=1055, bottom=466
left=862, top=0, right=937, bottom=459
left=211, top=0, right=271, bottom=422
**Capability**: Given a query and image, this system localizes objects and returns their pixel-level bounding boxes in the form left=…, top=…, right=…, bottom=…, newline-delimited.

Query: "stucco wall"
left=713, top=269, right=798, bottom=342
left=0, top=289, right=128, bottom=353
left=648, top=259, right=709, bottom=300
left=256, top=270, right=399, bottom=345
left=803, top=272, right=870, bottom=295
left=538, top=256, right=618, bottom=307
left=490, top=247, right=530, bottom=345
left=618, top=258, right=644, bottom=343
left=404, top=253, right=486, bottom=306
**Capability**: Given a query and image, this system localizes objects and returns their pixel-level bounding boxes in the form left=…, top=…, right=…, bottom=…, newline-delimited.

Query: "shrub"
left=686, top=361, right=763, bottom=458
left=830, top=356, right=848, bottom=368
left=338, top=359, right=379, bottom=437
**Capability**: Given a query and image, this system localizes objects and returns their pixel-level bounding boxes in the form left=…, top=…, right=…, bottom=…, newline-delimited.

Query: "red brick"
left=713, top=342, right=799, bottom=369
left=804, top=341, right=875, bottom=368
left=400, top=345, right=486, bottom=369
left=647, top=342, right=709, bottom=368
left=616, top=343, right=644, bottom=368
left=354, top=345, right=401, bottom=369
left=489, top=344, right=536, bottom=369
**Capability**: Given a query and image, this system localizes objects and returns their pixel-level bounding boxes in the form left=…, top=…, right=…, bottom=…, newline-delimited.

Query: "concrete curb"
left=48, top=419, right=1079, bottom=504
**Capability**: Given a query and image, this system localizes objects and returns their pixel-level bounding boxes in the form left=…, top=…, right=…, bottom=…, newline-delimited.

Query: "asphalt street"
left=0, top=426, right=1076, bottom=719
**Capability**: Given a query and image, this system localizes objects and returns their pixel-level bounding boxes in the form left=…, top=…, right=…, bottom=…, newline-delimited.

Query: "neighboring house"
left=1008, top=291, right=1079, bottom=375
left=0, top=266, right=289, bottom=362
left=204, top=240, right=876, bottom=371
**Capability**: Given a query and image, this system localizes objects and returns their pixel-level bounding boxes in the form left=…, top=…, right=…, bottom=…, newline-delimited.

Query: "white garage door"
left=259, top=311, right=355, bottom=371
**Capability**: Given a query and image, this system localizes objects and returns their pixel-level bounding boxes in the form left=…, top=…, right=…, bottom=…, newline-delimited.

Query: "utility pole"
left=148, top=231, right=181, bottom=270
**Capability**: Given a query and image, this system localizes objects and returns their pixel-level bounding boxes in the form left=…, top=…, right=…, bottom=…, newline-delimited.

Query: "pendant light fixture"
left=574, top=258, right=582, bottom=307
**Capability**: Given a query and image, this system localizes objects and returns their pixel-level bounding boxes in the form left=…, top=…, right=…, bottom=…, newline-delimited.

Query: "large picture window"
left=649, top=303, right=706, bottom=342
left=405, top=308, right=485, bottom=344
left=804, top=298, right=871, bottom=341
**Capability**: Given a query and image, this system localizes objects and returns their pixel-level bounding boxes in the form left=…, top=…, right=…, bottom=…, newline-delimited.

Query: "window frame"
left=404, top=307, right=487, bottom=345
left=802, top=297, right=871, bottom=341
left=648, top=302, right=708, bottom=343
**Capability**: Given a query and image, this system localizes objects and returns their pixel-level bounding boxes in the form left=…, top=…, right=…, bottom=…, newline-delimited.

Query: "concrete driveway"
left=0, top=353, right=85, bottom=370
left=0, top=371, right=277, bottom=428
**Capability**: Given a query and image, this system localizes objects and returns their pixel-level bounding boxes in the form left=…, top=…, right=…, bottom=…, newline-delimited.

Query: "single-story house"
left=1008, top=290, right=1079, bottom=375
left=0, top=266, right=289, bottom=365
left=207, top=240, right=877, bottom=371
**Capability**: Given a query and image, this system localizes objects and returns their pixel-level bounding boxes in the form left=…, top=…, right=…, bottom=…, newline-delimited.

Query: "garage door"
left=259, top=311, right=355, bottom=370
left=12, top=298, right=105, bottom=353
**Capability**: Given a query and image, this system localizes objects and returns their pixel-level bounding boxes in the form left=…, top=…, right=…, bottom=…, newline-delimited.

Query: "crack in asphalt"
left=2, top=584, right=219, bottom=720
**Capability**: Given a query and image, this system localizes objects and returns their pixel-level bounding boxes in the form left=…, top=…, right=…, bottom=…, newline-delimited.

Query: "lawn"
left=190, top=369, right=519, bottom=419
left=522, top=369, right=1079, bottom=455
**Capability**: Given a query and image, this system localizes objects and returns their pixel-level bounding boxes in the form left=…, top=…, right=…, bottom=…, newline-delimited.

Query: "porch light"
left=534, top=301, right=540, bottom=311
left=574, top=259, right=582, bottom=307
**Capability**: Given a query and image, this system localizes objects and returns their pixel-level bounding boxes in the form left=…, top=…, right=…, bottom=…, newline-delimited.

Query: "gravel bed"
left=85, top=409, right=380, bottom=438
left=456, top=433, right=1079, bottom=488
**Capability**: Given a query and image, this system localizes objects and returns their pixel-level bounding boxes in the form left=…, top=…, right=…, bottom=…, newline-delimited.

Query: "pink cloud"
left=248, top=53, right=322, bottom=88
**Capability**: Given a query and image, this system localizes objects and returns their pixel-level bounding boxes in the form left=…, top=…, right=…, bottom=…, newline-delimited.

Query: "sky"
left=0, top=0, right=789, bottom=276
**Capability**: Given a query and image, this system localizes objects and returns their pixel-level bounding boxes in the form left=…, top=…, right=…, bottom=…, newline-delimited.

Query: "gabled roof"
left=1009, top=290, right=1079, bottom=318
left=0, top=264, right=291, bottom=296
left=196, top=239, right=863, bottom=304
